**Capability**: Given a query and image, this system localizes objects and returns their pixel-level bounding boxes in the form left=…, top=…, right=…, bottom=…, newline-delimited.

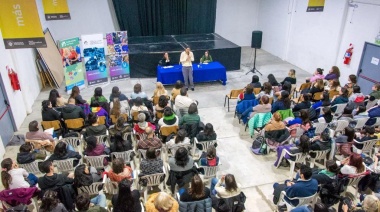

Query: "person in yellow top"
left=200, top=50, right=213, bottom=63
left=180, top=47, right=195, bottom=91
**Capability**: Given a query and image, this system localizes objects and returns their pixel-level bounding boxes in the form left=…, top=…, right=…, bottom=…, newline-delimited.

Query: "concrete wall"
left=215, top=0, right=260, bottom=46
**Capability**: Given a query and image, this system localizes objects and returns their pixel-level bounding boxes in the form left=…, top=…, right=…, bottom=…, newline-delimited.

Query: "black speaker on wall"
left=251, top=31, right=262, bottom=49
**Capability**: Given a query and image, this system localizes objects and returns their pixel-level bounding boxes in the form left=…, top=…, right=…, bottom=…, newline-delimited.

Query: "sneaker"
left=191, top=88, right=194, bottom=91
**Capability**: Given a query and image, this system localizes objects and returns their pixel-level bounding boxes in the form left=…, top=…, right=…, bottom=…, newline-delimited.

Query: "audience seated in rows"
left=139, top=147, right=164, bottom=178
left=274, top=135, right=310, bottom=167
left=131, top=97, right=148, bottom=115
left=38, top=160, right=74, bottom=196
left=196, top=123, right=217, bottom=142
left=26, top=120, right=54, bottom=143
left=293, top=94, right=312, bottom=113
left=210, top=174, right=241, bottom=198
left=199, top=145, right=219, bottom=167
left=155, top=95, right=170, bottom=118
left=237, top=84, right=255, bottom=102
left=349, top=85, right=365, bottom=105
left=110, top=98, right=127, bottom=118
left=179, top=103, right=201, bottom=127
left=331, top=87, right=349, bottom=110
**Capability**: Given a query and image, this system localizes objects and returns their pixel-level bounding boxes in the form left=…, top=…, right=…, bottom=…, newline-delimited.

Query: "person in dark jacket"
left=62, top=98, right=86, bottom=120
left=196, top=123, right=217, bottom=150
left=69, top=86, right=87, bottom=105
left=38, top=160, right=74, bottom=195
left=17, top=143, right=46, bottom=164
left=73, top=164, right=101, bottom=190
left=110, top=132, right=133, bottom=153
left=159, top=52, right=171, bottom=67
left=109, top=86, right=129, bottom=102
left=293, top=94, right=312, bottom=113
left=366, top=104, right=380, bottom=126
left=272, top=91, right=291, bottom=113
left=250, top=75, right=262, bottom=88
left=46, top=141, right=81, bottom=166
left=83, top=113, right=107, bottom=139
left=179, top=174, right=210, bottom=202
left=281, top=69, right=296, bottom=85
left=331, top=87, right=349, bottom=112
left=84, top=136, right=109, bottom=166
left=310, top=160, right=340, bottom=185
left=268, top=74, right=279, bottom=86
left=41, top=100, right=61, bottom=121
left=112, top=178, right=141, bottom=212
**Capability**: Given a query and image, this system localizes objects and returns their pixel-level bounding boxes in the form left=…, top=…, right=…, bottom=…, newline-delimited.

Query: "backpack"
left=212, top=192, right=246, bottom=212
left=250, top=136, right=267, bottom=155
left=320, top=176, right=349, bottom=207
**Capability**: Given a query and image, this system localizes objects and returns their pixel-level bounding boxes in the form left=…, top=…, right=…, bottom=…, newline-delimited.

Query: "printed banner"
left=106, top=31, right=130, bottom=81
left=42, top=0, right=71, bottom=20
left=307, top=0, right=325, bottom=12
left=82, top=34, right=108, bottom=86
left=0, top=0, right=46, bottom=49
left=59, top=37, right=85, bottom=93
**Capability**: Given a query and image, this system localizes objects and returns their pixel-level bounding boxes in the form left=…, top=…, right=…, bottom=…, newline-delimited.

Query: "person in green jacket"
left=200, top=50, right=213, bottom=63
left=368, top=83, right=380, bottom=99
left=90, top=87, right=108, bottom=106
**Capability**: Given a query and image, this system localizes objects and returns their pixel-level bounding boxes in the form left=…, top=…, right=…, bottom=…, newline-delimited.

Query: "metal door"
left=357, top=42, right=380, bottom=95
left=0, top=76, right=15, bottom=146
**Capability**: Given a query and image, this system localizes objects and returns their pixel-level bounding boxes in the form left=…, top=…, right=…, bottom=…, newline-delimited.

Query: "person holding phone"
left=180, top=47, right=195, bottom=91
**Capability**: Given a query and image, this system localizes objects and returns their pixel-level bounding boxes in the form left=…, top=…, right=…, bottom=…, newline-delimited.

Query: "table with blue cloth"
left=157, top=62, right=227, bottom=85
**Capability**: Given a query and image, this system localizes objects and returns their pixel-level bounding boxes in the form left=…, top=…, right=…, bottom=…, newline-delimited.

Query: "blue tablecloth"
left=157, top=62, right=227, bottom=85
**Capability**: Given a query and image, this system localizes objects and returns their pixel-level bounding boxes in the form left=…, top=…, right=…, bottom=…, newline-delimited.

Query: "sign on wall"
left=59, top=37, right=85, bottom=94
left=0, top=0, right=46, bottom=49
left=106, top=31, right=130, bottom=81
left=42, top=0, right=71, bottom=20
left=307, top=0, right=325, bottom=12
left=82, top=34, right=108, bottom=86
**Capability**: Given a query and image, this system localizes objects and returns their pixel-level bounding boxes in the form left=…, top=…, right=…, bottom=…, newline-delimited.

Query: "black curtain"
left=112, top=0, right=217, bottom=37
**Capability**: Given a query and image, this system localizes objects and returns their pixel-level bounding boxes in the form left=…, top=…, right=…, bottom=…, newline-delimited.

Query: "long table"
left=156, top=62, right=227, bottom=85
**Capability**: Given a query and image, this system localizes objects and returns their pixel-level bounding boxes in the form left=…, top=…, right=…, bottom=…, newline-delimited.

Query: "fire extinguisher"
left=343, top=43, right=354, bottom=65
left=7, top=66, right=21, bottom=91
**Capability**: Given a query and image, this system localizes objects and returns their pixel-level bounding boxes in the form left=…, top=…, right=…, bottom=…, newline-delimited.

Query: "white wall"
left=35, top=0, right=118, bottom=41
left=215, top=0, right=260, bottom=46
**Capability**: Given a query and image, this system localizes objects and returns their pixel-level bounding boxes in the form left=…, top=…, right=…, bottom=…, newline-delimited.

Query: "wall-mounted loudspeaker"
left=251, top=31, right=262, bottom=49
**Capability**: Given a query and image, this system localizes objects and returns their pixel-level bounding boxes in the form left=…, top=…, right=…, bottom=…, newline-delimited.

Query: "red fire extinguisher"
left=343, top=43, right=354, bottom=65
left=7, top=66, right=21, bottom=91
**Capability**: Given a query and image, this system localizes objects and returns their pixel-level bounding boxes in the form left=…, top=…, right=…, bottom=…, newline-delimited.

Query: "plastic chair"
left=84, top=155, right=108, bottom=169
left=139, top=173, right=166, bottom=203
left=309, top=149, right=330, bottom=168
left=96, top=135, right=110, bottom=147
left=353, top=117, right=370, bottom=130
left=276, top=149, right=307, bottom=178
left=331, top=103, right=347, bottom=116
left=224, top=89, right=244, bottom=112
left=277, top=190, right=317, bottom=210
left=18, top=160, right=43, bottom=176
left=294, top=82, right=311, bottom=98
left=365, top=99, right=377, bottom=110
left=77, top=182, right=105, bottom=197
left=54, top=158, right=79, bottom=173
left=110, top=150, right=135, bottom=170
left=332, top=120, right=349, bottom=136
left=61, top=137, right=81, bottom=150
left=103, top=175, right=119, bottom=195
left=64, top=118, right=85, bottom=131
left=342, top=171, right=370, bottom=196
left=194, top=138, right=216, bottom=152
left=314, top=122, right=328, bottom=135
left=195, top=163, right=219, bottom=186
left=355, top=139, right=378, bottom=157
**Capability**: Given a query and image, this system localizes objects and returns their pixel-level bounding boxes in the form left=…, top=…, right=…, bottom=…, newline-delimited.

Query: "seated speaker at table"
left=200, top=50, right=213, bottom=63
left=158, top=52, right=171, bottom=66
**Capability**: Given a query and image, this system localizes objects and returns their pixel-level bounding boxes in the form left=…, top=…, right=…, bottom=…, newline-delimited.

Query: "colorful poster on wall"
left=106, top=31, right=130, bottom=81
left=307, top=0, right=325, bottom=12
left=42, top=0, right=71, bottom=20
left=59, top=37, right=85, bottom=94
left=82, top=34, right=108, bottom=86
left=0, top=0, right=46, bottom=49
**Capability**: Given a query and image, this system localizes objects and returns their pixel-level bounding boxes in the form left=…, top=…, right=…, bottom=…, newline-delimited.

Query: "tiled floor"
left=8, top=47, right=312, bottom=211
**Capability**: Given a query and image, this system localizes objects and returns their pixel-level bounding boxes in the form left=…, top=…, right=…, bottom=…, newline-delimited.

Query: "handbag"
left=212, top=192, right=246, bottom=212
left=251, top=136, right=267, bottom=155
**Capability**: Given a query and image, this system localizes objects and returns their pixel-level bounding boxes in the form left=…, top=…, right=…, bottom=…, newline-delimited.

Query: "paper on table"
left=163, top=66, right=174, bottom=68
left=44, top=128, right=54, bottom=135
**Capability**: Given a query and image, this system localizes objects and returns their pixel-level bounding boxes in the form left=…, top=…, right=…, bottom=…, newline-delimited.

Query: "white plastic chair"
left=372, top=117, right=380, bottom=128
left=331, top=103, right=347, bottom=116
left=354, top=139, right=378, bottom=157
left=353, top=117, right=370, bottom=131
left=277, top=190, right=317, bottom=210
left=314, top=122, right=328, bottom=135
left=194, top=138, right=217, bottom=152
left=290, top=127, right=305, bottom=144
left=139, top=172, right=166, bottom=203
left=195, top=163, right=219, bottom=186
left=54, top=158, right=79, bottom=173
left=276, top=149, right=307, bottom=178
left=84, top=155, right=108, bottom=169
left=343, top=171, right=369, bottom=196
left=111, top=150, right=135, bottom=170
left=309, top=149, right=330, bottom=168
left=61, top=137, right=81, bottom=150
left=77, top=182, right=105, bottom=197
left=332, top=120, right=349, bottom=136
left=166, top=143, right=195, bottom=161
left=365, top=99, right=377, bottom=110
left=18, top=160, right=43, bottom=176
left=96, top=135, right=110, bottom=147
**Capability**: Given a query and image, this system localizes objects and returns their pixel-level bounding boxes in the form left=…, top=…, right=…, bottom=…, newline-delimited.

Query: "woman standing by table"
left=200, top=50, right=213, bottom=63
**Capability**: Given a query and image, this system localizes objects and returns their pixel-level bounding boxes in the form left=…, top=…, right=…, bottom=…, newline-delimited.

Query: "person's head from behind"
left=322, top=91, right=329, bottom=102
left=315, top=68, right=323, bottom=75
left=251, top=75, right=259, bottom=84
left=267, top=74, right=277, bottom=85
left=348, top=74, right=357, bottom=84
left=112, top=158, right=125, bottom=174
left=94, top=87, right=102, bottom=97
left=364, top=125, right=375, bottom=135
left=111, top=86, right=120, bottom=97
left=28, top=120, right=39, bottom=132
left=263, top=82, right=272, bottom=94
left=68, top=97, right=75, bottom=105
left=49, top=89, right=59, bottom=105
left=299, top=164, right=312, bottom=180
left=330, top=79, right=340, bottom=89
left=54, top=141, right=67, bottom=158
left=115, top=178, right=134, bottom=211
left=115, top=116, right=125, bottom=129
left=245, top=84, right=254, bottom=94
left=343, top=105, right=354, bottom=115
left=323, top=107, right=332, bottom=116
left=146, top=147, right=157, bottom=160
left=272, top=112, right=282, bottom=122
left=134, top=97, right=143, bottom=107
left=19, top=143, right=33, bottom=153
left=175, top=147, right=189, bottom=167
left=298, top=135, right=310, bottom=154
left=330, top=66, right=340, bottom=77
left=42, top=100, right=51, bottom=112
left=261, top=95, right=269, bottom=105
left=300, top=109, right=310, bottom=122
left=156, top=82, right=164, bottom=91
left=282, top=81, right=292, bottom=93
left=302, top=93, right=311, bottom=102
left=85, top=136, right=97, bottom=152
left=180, top=87, right=187, bottom=96
left=76, top=193, right=90, bottom=211
left=145, top=126, right=154, bottom=137
left=362, top=195, right=380, bottom=212
left=154, top=192, right=174, bottom=211
left=40, top=190, right=59, bottom=211
left=280, top=90, right=290, bottom=100
left=71, top=86, right=80, bottom=98
left=344, top=127, right=355, bottom=142
left=225, top=174, right=238, bottom=192
left=39, top=160, right=53, bottom=174
left=206, top=145, right=216, bottom=159
left=314, top=203, right=329, bottom=212
left=189, top=175, right=205, bottom=199
left=158, top=95, right=168, bottom=108
left=175, top=129, right=187, bottom=144
left=138, top=113, right=146, bottom=123
left=326, top=160, right=340, bottom=174
left=204, top=123, right=214, bottom=136
left=349, top=153, right=365, bottom=173
left=315, top=79, right=324, bottom=89
left=174, top=80, right=183, bottom=89
left=112, top=98, right=121, bottom=115
left=356, top=105, right=366, bottom=115
left=288, top=69, right=296, bottom=78
left=133, top=83, right=142, bottom=94
left=320, top=130, right=331, bottom=142
left=340, top=87, right=349, bottom=97
left=353, top=85, right=361, bottom=94
left=88, top=112, right=98, bottom=125
left=163, top=106, right=173, bottom=117
left=188, top=103, right=198, bottom=114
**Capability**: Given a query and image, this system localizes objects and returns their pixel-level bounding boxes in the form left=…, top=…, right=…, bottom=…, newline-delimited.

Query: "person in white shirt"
left=180, top=47, right=195, bottom=90
left=1, top=158, right=37, bottom=189
left=174, top=88, right=197, bottom=114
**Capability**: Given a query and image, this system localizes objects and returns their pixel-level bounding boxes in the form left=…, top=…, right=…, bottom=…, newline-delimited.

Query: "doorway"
left=0, top=75, right=16, bottom=146
left=356, top=42, right=380, bottom=95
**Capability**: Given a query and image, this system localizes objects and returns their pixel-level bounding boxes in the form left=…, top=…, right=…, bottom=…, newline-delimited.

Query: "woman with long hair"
left=329, top=79, right=341, bottom=92
left=73, top=164, right=101, bottom=189
left=155, top=95, right=169, bottom=111
left=39, top=190, right=68, bottom=212
left=49, top=89, right=67, bottom=107
left=211, top=174, right=241, bottom=198
left=90, top=87, right=108, bottom=106
left=109, top=116, right=132, bottom=138
left=84, top=136, right=109, bottom=166
left=267, top=74, right=279, bottom=86
left=344, top=74, right=357, bottom=89
left=180, top=174, right=210, bottom=202
left=41, top=100, right=61, bottom=121
left=256, top=82, right=274, bottom=100
left=281, top=69, right=296, bottom=85
left=112, top=179, right=141, bottom=212
left=179, top=103, right=201, bottom=127
left=271, top=90, right=291, bottom=113
left=46, top=141, right=81, bottom=166
left=1, top=158, right=38, bottom=189
left=131, top=83, right=148, bottom=99
left=166, top=129, right=190, bottom=150
left=340, top=153, right=366, bottom=175
left=69, top=86, right=86, bottom=105
left=110, top=98, right=122, bottom=118
left=169, top=147, right=194, bottom=172
left=153, top=82, right=168, bottom=98
left=325, top=66, right=340, bottom=80
left=196, top=123, right=217, bottom=142
left=110, top=86, right=128, bottom=102
left=309, top=79, right=325, bottom=96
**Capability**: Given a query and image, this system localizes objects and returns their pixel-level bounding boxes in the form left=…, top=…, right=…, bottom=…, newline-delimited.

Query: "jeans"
left=182, top=66, right=194, bottom=88
left=66, top=144, right=75, bottom=152
left=91, top=193, right=106, bottom=208
left=210, top=178, right=219, bottom=196
left=27, top=173, right=38, bottom=186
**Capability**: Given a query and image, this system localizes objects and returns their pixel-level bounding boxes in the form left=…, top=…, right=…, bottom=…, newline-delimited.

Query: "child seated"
left=16, top=143, right=46, bottom=164
left=355, top=126, right=377, bottom=150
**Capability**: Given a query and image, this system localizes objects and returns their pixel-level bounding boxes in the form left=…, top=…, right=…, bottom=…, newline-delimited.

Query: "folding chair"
left=64, top=118, right=85, bottom=131
left=41, top=120, right=63, bottom=135
left=309, top=149, right=330, bottom=168
left=110, top=150, right=135, bottom=170
left=342, top=171, right=370, bottom=196
left=354, top=139, right=378, bottom=157
left=332, top=120, right=349, bottom=136
left=353, top=117, right=370, bottom=131
left=276, top=149, right=307, bottom=178
left=54, top=158, right=79, bottom=173
left=19, top=160, right=44, bottom=176
left=294, top=82, right=311, bottom=98
left=84, top=155, right=108, bottom=169
left=96, top=134, right=110, bottom=147
left=313, top=122, right=328, bottom=135
left=331, top=103, right=347, bottom=116
left=224, top=89, right=244, bottom=112
left=277, top=191, right=317, bottom=211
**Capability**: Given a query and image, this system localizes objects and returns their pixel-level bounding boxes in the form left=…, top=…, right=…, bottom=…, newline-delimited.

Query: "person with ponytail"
left=1, top=158, right=38, bottom=189
left=112, top=178, right=141, bottom=212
